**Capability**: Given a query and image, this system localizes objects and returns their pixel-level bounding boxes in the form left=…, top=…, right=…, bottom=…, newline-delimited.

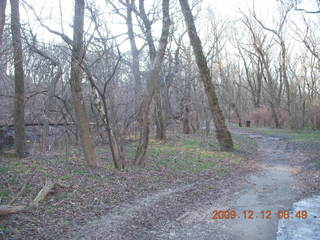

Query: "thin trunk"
left=101, top=97, right=125, bottom=169
left=10, top=0, right=25, bottom=158
left=256, top=59, right=263, bottom=107
left=269, top=101, right=280, bottom=128
left=138, top=0, right=166, bottom=140
left=302, top=100, right=306, bottom=129
left=90, top=83, right=125, bottom=169
left=182, top=56, right=192, bottom=134
left=182, top=97, right=191, bottom=134
left=70, top=0, right=100, bottom=167
left=138, top=0, right=156, bottom=59
left=154, top=83, right=166, bottom=140
left=280, top=40, right=290, bottom=115
left=179, top=0, right=234, bottom=151
left=134, top=0, right=170, bottom=166
left=43, top=67, right=62, bottom=151
left=205, top=119, right=210, bottom=136
left=126, top=1, right=142, bottom=114
left=232, top=104, right=243, bottom=127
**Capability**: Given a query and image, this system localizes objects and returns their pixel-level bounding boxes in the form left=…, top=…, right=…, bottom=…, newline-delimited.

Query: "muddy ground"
left=1, top=128, right=319, bottom=239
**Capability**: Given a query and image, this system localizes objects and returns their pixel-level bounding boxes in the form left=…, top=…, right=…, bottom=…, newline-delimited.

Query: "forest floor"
left=0, top=127, right=319, bottom=239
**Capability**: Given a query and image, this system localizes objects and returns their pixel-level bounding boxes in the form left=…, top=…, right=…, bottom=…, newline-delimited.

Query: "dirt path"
left=66, top=132, right=309, bottom=240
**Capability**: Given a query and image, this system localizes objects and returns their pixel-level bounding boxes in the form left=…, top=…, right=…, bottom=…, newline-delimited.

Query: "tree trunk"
left=134, top=92, right=152, bottom=166
left=134, top=0, right=170, bottom=166
left=138, top=0, right=166, bottom=141
left=91, top=87, right=125, bottom=169
left=154, top=85, right=166, bottom=140
left=269, top=101, right=280, bottom=128
left=43, top=67, right=62, bottom=151
left=125, top=1, right=142, bottom=115
left=107, top=129, right=125, bottom=169
left=10, top=0, right=25, bottom=158
left=280, top=40, right=290, bottom=115
left=231, top=103, right=243, bottom=127
left=179, top=0, right=234, bottom=152
left=70, top=0, right=100, bottom=167
left=302, top=100, right=305, bottom=129
left=205, top=119, right=210, bottom=136
left=182, top=97, right=191, bottom=134
left=0, top=0, right=7, bottom=47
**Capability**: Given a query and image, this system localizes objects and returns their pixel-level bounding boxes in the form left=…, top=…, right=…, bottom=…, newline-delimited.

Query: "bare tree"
left=85, top=4, right=126, bottom=169
left=134, top=0, right=170, bottom=166
left=69, top=0, right=101, bottom=167
left=10, top=0, right=25, bottom=157
left=180, top=46, right=193, bottom=134
left=179, top=0, right=234, bottom=151
left=136, top=0, right=166, bottom=140
left=237, top=46, right=263, bottom=109
left=123, top=0, right=142, bottom=115
left=84, top=49, right=126, bottom=169
left=241, top=13, right=282, bottom=128
left=253, top=6, right=292, bottom=116
left=26, top=39, right=63, bottom=151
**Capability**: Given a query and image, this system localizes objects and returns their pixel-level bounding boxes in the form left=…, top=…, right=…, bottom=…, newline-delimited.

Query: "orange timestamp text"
left=211, top=209, right=308, bottom=220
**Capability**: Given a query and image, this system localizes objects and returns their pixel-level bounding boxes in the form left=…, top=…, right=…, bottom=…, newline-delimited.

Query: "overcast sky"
left=6, top=0, right=318, bottom=54
left=16, top=0, right=284, bottom=35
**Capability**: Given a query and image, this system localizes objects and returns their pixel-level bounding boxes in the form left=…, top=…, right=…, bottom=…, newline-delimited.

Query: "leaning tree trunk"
left=90, top=84, right=125, bottom=170
left=69, top=0, right=100, bottom=167
left=134, top=0, right=170, bottom=166
left=138, top=0, right=167, bottom=141
left=10, top=0, right=25, bottom=158
left=101, top=98, right=125, bottom=169
left=179, top=0, right=234, bottom=151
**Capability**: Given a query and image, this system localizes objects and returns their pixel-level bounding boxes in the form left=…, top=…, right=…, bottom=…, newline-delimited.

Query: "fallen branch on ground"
left=0, top=205, right=26, bottom=216
left=0, top=179, right=70, bottom=216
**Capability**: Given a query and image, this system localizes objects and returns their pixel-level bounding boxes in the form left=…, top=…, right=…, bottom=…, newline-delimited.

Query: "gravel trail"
left=66, top=131, right=312, bottom=240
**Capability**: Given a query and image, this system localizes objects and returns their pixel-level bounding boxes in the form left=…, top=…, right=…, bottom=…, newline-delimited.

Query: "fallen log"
left=30, top=180, right=70, bottom=207
left=0, top=205, right=26, bottom=216
left=0, top=179, right=70, bottom=216
left=30, top=179, right=55, bottom=207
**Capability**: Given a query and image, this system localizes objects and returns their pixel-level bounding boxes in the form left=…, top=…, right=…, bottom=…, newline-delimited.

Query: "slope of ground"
left=1, top=128, right=319, bottom=239
left=65, top=129, right=320, bottom=239
left=0, top=131, right=254, bottom=240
